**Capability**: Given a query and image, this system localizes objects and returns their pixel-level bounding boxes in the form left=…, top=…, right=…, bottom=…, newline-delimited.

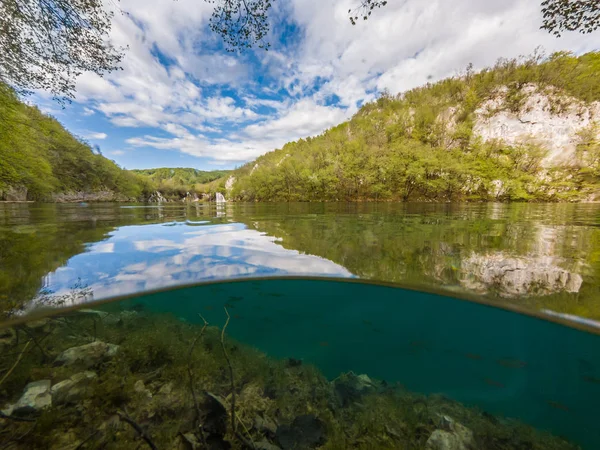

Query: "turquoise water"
left=105, top=279, right=600, bottom=449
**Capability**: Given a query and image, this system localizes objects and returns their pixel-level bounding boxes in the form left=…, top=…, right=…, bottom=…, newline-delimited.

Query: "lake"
left=1, top=202, right=599, bottom=319
left=2, top=201, right=600, bottom=449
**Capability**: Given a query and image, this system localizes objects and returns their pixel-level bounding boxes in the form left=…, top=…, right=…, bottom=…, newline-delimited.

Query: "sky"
left=34, top=0, right=600, bottom=170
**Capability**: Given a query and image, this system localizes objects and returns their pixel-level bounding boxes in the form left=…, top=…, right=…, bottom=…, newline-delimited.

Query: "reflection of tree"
left=234, top=203, right=600, bottom=319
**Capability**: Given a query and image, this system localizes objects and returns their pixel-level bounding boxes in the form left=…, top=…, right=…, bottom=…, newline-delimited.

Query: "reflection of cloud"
left=40, top=222, right=353, bottom=304
left=92, top=243, right=115, bottom=253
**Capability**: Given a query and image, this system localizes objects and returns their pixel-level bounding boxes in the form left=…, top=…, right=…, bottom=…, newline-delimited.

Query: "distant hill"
left=131, top=168, right=230, bottom=198
left=0, top=83, right=148, bottom=202
left=225, top=51, right=600, bottom=202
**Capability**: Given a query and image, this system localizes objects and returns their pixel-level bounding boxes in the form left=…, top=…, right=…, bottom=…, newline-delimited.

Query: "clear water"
left=0, top=279, right=598, bottom=449
left=1, top=202, right=600, bottom=319
left=1, top=202, right=600, bottom=449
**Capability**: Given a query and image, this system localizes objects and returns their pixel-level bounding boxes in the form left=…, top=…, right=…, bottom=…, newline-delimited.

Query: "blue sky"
left=34, top=0, right=600, bottom=170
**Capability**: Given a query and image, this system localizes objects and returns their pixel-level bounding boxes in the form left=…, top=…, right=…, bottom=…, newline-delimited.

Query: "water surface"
left=1, top=202, right=599, bottom=319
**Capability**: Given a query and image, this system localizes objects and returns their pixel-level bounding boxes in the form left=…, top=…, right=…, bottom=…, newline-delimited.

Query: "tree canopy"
left=0, top=1, right=598, bottom=101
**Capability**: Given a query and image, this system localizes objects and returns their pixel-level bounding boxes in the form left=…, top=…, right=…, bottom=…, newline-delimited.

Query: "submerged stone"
left=51, top=371, right=97, bottom=405
left=54, top=341, right=119, bottom=369
left=426, top=416, right=474, bottom=450
left=4, top=380, right=52, bottom=416
left=333, top=371, right=377, bottom=406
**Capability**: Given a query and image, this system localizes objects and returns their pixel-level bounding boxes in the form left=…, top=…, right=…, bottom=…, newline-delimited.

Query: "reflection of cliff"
left=238, top=203, right=600, bottom=317
left=460, top=253, right=583, bottom=297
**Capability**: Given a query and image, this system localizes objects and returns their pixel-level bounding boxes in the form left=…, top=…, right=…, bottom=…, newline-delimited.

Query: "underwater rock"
left=254, top=414, right=278, bottom=435
left=426, top=416, right=474, bottom=450
left=0, top=327, right=16, bottom=350
left=3, top=380, right=52, bottom=416
left=332, top=372, right=377, bottom=406
left=51, top=371, right=97, bottom=405
left=276, top=414, right=326, bottom=449
left=54, top=341, right=119, bottom=369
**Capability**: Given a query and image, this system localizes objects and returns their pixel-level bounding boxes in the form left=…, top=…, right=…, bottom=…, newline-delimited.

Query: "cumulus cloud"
left=69, top=0, right=599, bottom=165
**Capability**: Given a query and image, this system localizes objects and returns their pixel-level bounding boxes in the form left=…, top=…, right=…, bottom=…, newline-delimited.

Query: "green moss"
left=0, top=311, right=579, bottom=450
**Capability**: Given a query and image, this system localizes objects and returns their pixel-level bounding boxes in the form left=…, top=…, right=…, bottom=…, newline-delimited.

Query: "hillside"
left=225, top=52, right=600, bottom=202
left=131, top=168, right=230, bottom=199
left=0, top=83, right=149, bottom=202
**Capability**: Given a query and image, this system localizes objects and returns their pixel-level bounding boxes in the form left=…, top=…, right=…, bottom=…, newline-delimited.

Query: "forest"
left=0, top=83, right=148, bottom=201
left=227, top=51, right=600, bottom=202
left=2, top=52, right=600, bottom=203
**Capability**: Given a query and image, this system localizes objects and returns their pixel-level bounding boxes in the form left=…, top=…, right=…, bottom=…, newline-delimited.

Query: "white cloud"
left=83, top=107, right=96, bottom=116
left=86, top=132, right=108, bottom=140
left=110, top=150, right=125, bottom=156
left=68, top=0, right=599, bottom=166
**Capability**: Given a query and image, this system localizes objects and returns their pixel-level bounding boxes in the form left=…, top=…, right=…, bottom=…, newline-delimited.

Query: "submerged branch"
left=116, top=410, right=158, bottom=450
left=187, top=313, right=209, bottom=440
left=0, top=340, right=32, bottom=387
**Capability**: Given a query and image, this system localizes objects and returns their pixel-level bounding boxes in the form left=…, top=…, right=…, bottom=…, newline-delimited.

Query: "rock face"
left=473, top=84, right=600, bottom=168
left=148, top=191, right=167, bottom=203
left=225, top=176, right=236, bottom=193
left=1, top=185, right=28, bottom=201
left=51, top=371, right=97, bottom=405
left=54, top=341, right=119, bottom=369
left=426, top=416, right=475, bottom=450
left=461, top=253, right=583, bottom=297
left=50, top=191, right=121, bottom=202
left=3, top=380, right=52, bottom=416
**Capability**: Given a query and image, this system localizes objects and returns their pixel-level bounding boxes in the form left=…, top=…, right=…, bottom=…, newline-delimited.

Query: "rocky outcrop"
left=0, top=185, right=28, bottom=201
left=2, top=380, right=52, bottom=416
left=50, top=191, right=133, bottom=202
left=460, top=252, right=583, bottom=297
left=473, top=84, right=599, bottom=168
left=148, top=191, right=167, bottom=203
left=182, top=192, right=199, bottom=202
left=225, top=175, right=236, bottom=193
left=54, top=341, right=119, bottom=369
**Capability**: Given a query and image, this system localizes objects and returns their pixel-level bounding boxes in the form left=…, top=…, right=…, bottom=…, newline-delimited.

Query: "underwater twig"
left=116, top=410, right=158, bottom=450
left=17, top=326, right=49, bottom=361
left=220, top=307, right=236, bottom=433
left=187, top=314, right=208, bottom=438
left=220, top=308, right=256, bottom=449
left=0, top=340, right=32, bottom=387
